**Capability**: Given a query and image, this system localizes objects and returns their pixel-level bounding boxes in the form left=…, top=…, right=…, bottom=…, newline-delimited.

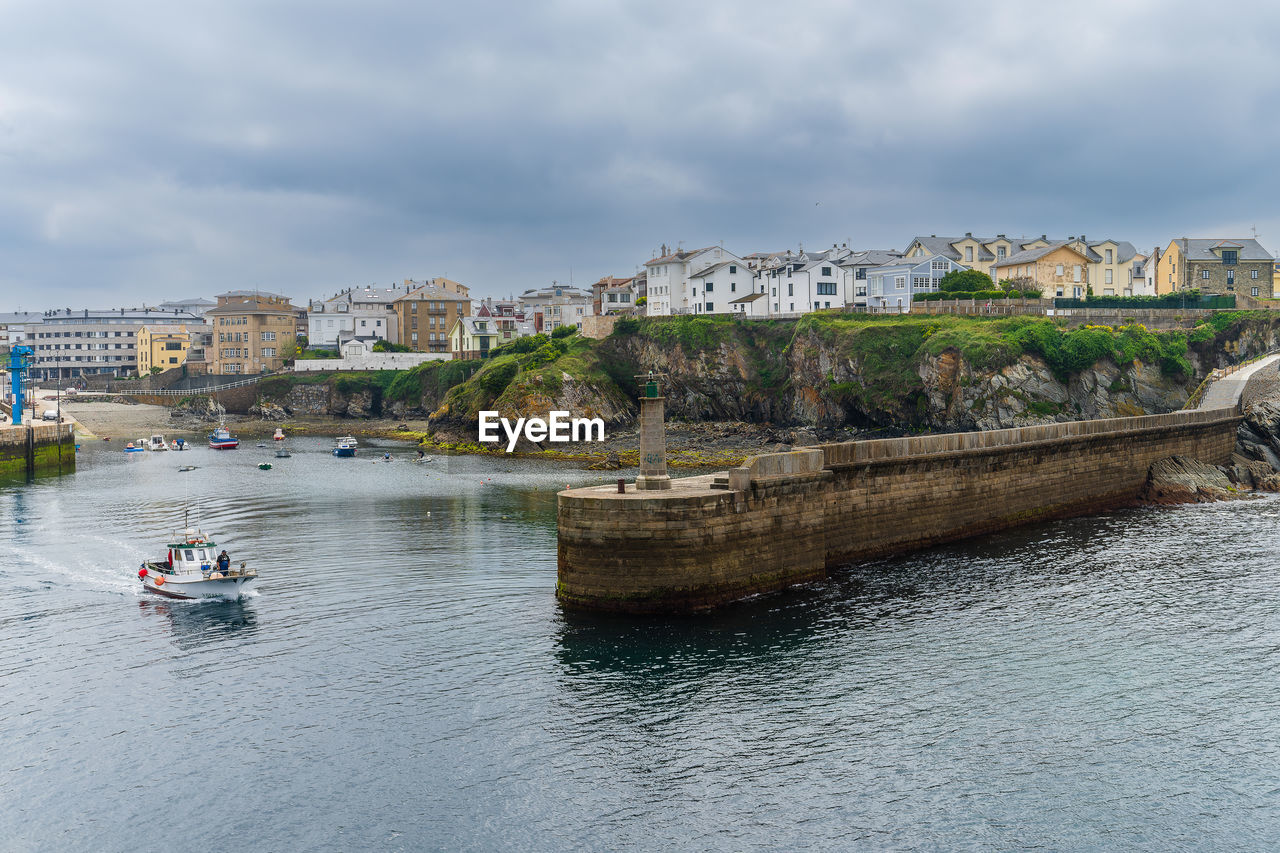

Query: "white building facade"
left=307, top=285, right=407, bottom=348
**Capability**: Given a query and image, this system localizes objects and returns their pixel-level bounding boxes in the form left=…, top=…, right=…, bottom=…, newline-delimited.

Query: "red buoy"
left=138, top=568, right=148, bottom=579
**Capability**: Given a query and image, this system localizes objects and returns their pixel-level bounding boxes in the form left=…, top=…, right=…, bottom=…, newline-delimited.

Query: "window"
left=1073, top=265, right=1082, bottom=282
left=965, top=246, right=973, bottom=262
left=1227, top=270, right=1235, bottom=286
left=261, top=331, right=275, bottom=341
left=997, top=247, right=1006, bottom=260
left=894, top=276, right=906, bottom=290
left=262, top=348, right=275, bottom=358
left=1223, top=249, right=1238, bottom=265
left=931, top=260, right=947, bottom=272
left=1056, top=264, right=1064, bottom=276
left=1252, top=269, right=1259, bottom=279
left=821, top=266, right=832, bottom=276
left=1105, top=249, right=1113, bottom=264
left=1201, top=270, right=1208, bottom=280
left=787, top=283, right=793, bottom=296
left=705, top=302, right=714, bottom=312
left=817, top=283, right=836, bottom=295
left=912, top=276, right=932, bottom=289
left=1105, top=270, right=1113, bottom=285
left=730, top=282, right=736, bottom=292
left=1252, top=287, right=1261, bottom=297
left=705, top=282, right=714, bottom=293
left=856, top=268, right=866, bottom=280
left=814, top=302, right=820, bottom=311
left=729, top=265, right=737, bottom=273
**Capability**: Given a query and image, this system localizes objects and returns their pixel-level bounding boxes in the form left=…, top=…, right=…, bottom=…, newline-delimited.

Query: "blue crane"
left=7, top=345, right=33, bottom=426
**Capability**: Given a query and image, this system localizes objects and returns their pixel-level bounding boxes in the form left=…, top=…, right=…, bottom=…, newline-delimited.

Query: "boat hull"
left=141, top=564, right=256, bottom=599
left=332, top=448, right=356, bottom=457
left=209, top=440, right=239, bottom=449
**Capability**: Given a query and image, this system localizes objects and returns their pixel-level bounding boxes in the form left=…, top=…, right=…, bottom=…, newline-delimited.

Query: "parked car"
left=41, top=409, right=59, bottom=421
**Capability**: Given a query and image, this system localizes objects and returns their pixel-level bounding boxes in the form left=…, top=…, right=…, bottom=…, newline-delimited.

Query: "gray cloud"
left=3, top=0, right=1280, bottom=308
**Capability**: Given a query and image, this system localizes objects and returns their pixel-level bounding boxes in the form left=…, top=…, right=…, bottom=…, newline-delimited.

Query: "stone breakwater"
left=0, top=422, right=76, bottom=479
left=557, top=407, right=1242, bottom=614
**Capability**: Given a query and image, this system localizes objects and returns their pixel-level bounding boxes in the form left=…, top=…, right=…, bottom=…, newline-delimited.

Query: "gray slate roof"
left=1174, top=238, right=1273, bottom=261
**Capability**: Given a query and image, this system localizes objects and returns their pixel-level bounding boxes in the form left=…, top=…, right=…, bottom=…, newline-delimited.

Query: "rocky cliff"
left=246, top=313, right=1280, bottom=441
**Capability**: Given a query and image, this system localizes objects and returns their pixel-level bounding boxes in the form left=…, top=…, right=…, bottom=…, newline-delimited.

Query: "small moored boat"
left=148, top=434, right=170, bottom=452
left=138, top=529, right=257, bottom=599
left=171, top=438, right=188, bottom=451
left=124, top=442, right=145, bottom=453
left=332, top=436, right=358, bottom=457
left=208, top=425, right=239, bottom=450
left=275, top=448, right=291, bottom=458
left=273, top=428, right=285, bottom=441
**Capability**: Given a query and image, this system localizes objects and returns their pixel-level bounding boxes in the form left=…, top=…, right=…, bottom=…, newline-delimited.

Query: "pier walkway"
left=1196, top=353, right=1280, bottom=410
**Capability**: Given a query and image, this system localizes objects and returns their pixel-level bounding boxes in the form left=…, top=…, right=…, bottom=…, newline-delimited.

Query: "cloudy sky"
left=3, top=0, right=1279, bottom=309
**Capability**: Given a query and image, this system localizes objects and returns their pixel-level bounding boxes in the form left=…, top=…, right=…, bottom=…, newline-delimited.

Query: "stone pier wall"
left=0, top=423, right=77, bottom=478
left=557, top=407, right=1242, bottom=613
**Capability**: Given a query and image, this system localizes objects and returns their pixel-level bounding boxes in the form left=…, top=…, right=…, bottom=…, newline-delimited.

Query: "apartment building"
left=206, top=291, right=298, bottom=375
left=28, top=307, right=201, bottom=381
left=393, top=279, right=471, bottom=354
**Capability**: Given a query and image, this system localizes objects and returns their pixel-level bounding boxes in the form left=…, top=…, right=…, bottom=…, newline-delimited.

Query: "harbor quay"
left=556, top=405, right=1242, bottom=614
left=0, top=421, right=76, bottom=479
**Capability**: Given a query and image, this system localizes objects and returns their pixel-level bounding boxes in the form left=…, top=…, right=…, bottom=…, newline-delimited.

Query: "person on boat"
left=384, top=452, right=391, bottom=461
left=217, top=550, right=230, bottom=575
left=417, top=450, right=425, bottom=460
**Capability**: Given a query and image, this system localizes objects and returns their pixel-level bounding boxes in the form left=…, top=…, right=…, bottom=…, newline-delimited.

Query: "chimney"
left=965, top=232, right=972, bottom=238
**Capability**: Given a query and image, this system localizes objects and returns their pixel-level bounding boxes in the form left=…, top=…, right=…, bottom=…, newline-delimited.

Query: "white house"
left=643, top=245, right=748, bottom=316
left=307, top=284, right=407, bottom=348
left=516, top=284, right=593, bottom=332
left=838, top=250, right=903, bottom=309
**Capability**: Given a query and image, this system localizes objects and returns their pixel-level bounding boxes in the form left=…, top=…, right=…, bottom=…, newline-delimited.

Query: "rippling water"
left=4, top=438, right=1280, bottom=851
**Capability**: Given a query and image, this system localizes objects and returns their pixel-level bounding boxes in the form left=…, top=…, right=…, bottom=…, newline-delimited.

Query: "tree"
left=635, top=296, right=647, bottom=307
left=938, top=269, right=994, bottom=293
left=150, top=366, right=163, bottom=375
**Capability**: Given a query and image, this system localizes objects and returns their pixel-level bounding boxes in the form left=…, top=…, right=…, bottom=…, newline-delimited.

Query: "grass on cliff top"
left=255, top=361, right=481, bottom=406
left=437, top=336, right=624, bottom=420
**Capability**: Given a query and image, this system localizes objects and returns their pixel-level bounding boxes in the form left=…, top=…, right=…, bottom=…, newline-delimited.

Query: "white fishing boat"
left=138, top=529, right=257, bottom=600
left=332, top=436, right=358, bottom=457
left=273, top=428, right=285, bottom=441
left=148, top=434, right=170, bottom=452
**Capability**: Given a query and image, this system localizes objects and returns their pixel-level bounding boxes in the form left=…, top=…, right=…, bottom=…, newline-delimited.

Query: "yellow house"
left=448, top=316, right=499, bottom=360
left=990, top=243, right=1094, bottom=298
left=903, top=234, right=1058, bottom=279
left=136, top=324, right=190, bottom=376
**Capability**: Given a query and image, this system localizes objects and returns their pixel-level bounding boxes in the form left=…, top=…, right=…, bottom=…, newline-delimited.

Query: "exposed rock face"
left=1141, top=456, right=1247, bottom=504
left=602, top=329, right=1198, bottom=432
left=281, top=385, right=330, bottom=416
left=247, top=402, right=288, bottom=420
left=171, top=395, right=225, bottom=422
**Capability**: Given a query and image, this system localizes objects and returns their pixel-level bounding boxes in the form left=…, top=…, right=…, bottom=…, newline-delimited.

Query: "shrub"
left=939, top=269, right=994, bottom=293
left=551, top=325, right=577, bottom=339
left=476, top=357, right=519, bottom=396
left=612, top=318, right=640, bottom=335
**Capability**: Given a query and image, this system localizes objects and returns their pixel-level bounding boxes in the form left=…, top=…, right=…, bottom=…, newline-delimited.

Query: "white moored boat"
left=148, top=434, right=171, bottom=452
left=138, top=529, right=257, bottom=600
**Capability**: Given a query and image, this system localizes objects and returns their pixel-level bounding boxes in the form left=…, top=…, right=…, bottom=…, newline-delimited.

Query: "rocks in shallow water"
left=1141, top=455, right=1249, bottom=504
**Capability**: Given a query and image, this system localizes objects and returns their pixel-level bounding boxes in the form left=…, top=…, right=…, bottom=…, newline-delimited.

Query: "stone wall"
left=557, top=407, right=1241, bottom=613
left=0, top=423, right=76, bottom=478
left=581, top=315, right=621, bottom=340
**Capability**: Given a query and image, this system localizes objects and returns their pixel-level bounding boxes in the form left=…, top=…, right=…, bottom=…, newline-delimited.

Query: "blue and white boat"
left=208, top=424, right=239, bottom=450
left=332, top=436, right=358, bottom=457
